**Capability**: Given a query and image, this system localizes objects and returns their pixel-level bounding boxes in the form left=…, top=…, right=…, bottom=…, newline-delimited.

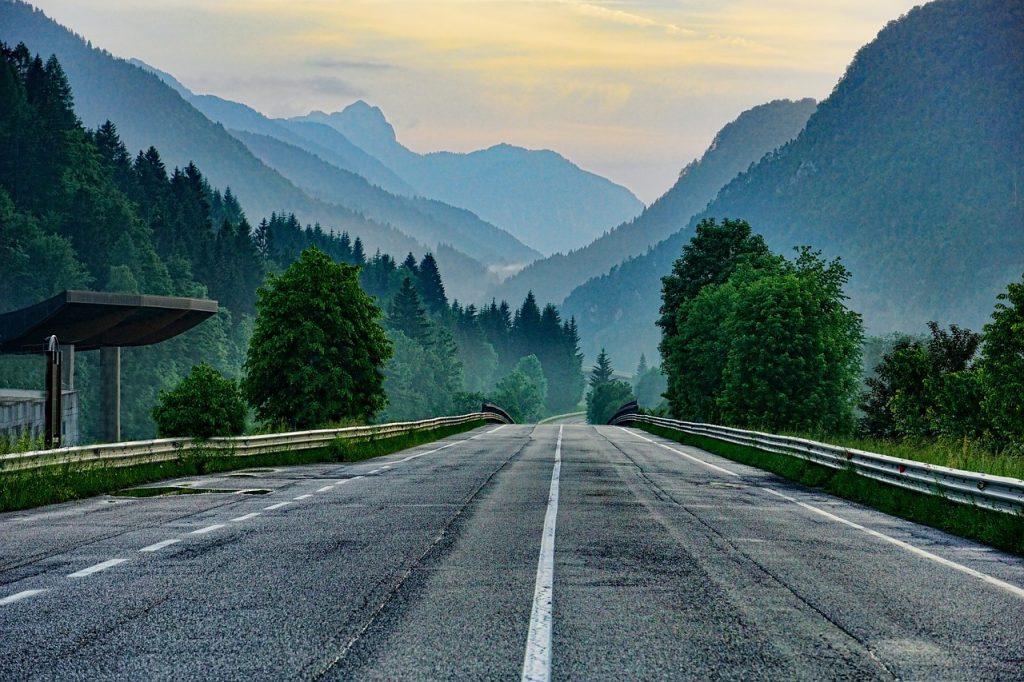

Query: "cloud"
left=308, top=57, right=395, bottom=70
left=560, top=0, right=696, bottom=37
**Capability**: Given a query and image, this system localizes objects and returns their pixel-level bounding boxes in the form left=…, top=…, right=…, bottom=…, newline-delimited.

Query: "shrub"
left=152, top=362, right=246, bottom=438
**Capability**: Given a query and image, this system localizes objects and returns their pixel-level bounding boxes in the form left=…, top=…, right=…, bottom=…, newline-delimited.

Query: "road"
left=1, top=424, right=1022, bottom=680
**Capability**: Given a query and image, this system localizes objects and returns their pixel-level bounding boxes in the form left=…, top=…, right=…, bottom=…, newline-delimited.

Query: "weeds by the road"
left=0, top=420, right=485, bottom=513
left=638, top=423, right=1024, bottom=557
left=780, top=431, right=1024, bottom=480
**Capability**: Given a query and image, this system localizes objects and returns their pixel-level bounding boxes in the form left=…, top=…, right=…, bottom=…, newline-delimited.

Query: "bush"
left=587, top=379, right=635, bottom=424
left=152, top=362, right=246, bottom=438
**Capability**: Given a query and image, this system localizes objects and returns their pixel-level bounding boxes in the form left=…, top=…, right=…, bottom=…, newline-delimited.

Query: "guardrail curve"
left=481, top=403, right=515, bottom=425
left=611, top=412, right=1024, bottom=515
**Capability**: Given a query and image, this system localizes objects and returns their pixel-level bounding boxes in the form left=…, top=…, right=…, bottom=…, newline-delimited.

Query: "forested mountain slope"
left=492, top=99, right=817, bottom=305
left=232, top=129, right=540, bottom=266
left=563, top=0, right=1024, bottom=366
left=295, top=103, right=645, bottom=256
left=0, top=0, right=427, bottom=259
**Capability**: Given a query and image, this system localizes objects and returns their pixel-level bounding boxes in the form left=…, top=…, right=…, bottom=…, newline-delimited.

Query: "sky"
left=30, top=0, right=922, bottom=203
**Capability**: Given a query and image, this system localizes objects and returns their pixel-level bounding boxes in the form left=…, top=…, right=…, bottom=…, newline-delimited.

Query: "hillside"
left=295, top=103, right=645, bottom=255
left=0, top=0, right=430, bottom=260
left=492, top=98, right=817, bottom=305
left=231, top=129, right=540, bottom=266
left=563, top=0, right=1024, bottom=367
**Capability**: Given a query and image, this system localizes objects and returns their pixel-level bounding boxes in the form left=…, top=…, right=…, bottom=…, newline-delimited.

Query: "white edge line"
left=623, top=427, right=740, bottom=477
left=68, top=558, right=127, bottom=578
left=140, top=539, right=180, bottom=552
left=264, top=501, right=291, bottom=510
left=761, top=487, right=1024, bottom=600
left=230, top=513, right=261, bottom=522
left=190, top=523, right=226, bottom=535
left=521, top=424, right=562, bottom=682
left=0, top=589, right=46, bottom=606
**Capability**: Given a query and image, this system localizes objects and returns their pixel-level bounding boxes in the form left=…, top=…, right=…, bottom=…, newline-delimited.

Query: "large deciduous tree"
left=243, top=247, right=392, bottom=428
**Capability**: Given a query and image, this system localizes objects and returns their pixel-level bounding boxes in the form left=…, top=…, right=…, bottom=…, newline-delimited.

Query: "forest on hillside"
left=0, top=44, right=584, bottom=443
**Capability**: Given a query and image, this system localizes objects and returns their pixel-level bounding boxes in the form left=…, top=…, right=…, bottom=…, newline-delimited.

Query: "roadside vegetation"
left=638, top=423, right=1024, bottom=557
left=0, top=419, right=484, bottom=513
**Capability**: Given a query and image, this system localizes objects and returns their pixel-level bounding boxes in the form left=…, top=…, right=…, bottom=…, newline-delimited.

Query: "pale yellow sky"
left=29, top=0, right=924, bottom=201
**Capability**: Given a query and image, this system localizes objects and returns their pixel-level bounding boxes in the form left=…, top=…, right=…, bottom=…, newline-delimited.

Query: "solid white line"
left=522, top=425, right=563, bottom=682
left=264, top=501, right=291, bottom=510
left=140, top=539, right=180, bottom=552
left=761, top=487, right=1024, bottom=600
left=0, top=589, right=46, bottom=606
left=68, top=558, right=127, bottom=578
left=316, top=486, right=333, bottom=493
left=231, top=513, right=261, bottom=522
left=294, top=494, right=312, bottom=500
left=190, top=524, right=226, bottom=535
left=623, top=427, right=740, bottom=477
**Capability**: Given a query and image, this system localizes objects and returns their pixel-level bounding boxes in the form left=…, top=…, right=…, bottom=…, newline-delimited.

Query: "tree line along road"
left=1, top=424, right=1021, bottom=680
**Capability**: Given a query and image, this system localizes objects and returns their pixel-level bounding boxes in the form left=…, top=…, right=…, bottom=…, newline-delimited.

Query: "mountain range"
left=562, top=0, right=1024, bottom=366
left=491, top=98, right=818, bottom=306
left=296, top=105, right=644, bottom=256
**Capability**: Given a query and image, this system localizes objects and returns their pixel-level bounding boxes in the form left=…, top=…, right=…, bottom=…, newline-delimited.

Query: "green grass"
left=0, top=420, right=485, bottom=513
left=780, top=432, right=1024, bottom=480
left=639, top=423, right=1024, bottom=557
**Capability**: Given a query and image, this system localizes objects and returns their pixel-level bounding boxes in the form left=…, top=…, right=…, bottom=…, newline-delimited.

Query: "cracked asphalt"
left=1, top=424, right=1022, bottom=680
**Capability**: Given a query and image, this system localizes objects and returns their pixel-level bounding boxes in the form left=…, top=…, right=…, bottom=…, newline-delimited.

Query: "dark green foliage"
left=860, top=322, right=983, bottom=440
left=152, top=362, right=245, bottom=438
left=388, top=277, right=432, bottom=344
left=587, top=380, right=635, bottom=425
left=563, top=0, right=1024, bottom=366
left=243, top=247, right=393, bottom=429
left=660, top=221, right=863, bottom=433
left=492, top=355, right=547, bottom=423
left=589, top=349, right=614, bottom=388
left=980, top=275, right=1024, bottom=444
left=633, top=360, right=667, bottom=410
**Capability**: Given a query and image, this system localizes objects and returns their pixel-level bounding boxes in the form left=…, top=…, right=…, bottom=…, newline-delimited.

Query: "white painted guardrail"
left=612, top=413, right=1024, bottom=515
left=0, top=412, right=508, bottom=474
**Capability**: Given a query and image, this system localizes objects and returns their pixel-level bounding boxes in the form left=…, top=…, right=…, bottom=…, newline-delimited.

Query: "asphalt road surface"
left=1, top=424, right=1022, bottom=681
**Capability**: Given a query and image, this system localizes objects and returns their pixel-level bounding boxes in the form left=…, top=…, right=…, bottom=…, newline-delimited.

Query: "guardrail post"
left=44, top=335, right=62, bottom=449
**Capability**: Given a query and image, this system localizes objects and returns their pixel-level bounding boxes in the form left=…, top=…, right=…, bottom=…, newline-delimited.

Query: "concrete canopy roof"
left=0, top=290, right=218, bottom=354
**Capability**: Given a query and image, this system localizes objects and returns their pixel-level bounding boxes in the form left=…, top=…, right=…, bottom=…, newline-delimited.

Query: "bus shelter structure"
left=0, top=290, right=218, bottom=444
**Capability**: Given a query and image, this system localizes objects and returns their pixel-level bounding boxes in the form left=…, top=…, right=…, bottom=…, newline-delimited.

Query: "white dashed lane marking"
left=140, top=539, right=180, bottom=552
left=68, top=558, right=128, bottom=578
left=190, top=524, right=226, bottom=535
left=0, top=589, right=46, bottom=606
left=231, top=513, right=261, bottom=522
left=264, top=502, right=291, bottom=510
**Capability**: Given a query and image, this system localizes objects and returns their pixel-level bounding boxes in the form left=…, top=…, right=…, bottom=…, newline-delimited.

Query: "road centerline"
left=190, top=524, right=226, bottom=535
left=521, top=425, right=563, bottom=682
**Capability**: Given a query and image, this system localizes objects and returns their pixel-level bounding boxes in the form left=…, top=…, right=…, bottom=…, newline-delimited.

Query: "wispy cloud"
left=308, top=57, right=395, bottom=70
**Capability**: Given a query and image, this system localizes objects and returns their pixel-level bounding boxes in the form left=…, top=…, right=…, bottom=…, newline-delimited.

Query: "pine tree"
left=590, top=349, right=614, bottom=388
left=417, top=252, right=448, bottom=315
left=388, top=277, right=431, bottom=344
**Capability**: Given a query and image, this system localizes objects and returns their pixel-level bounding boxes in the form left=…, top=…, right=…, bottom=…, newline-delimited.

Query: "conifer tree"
left=590, top=349, right=614, bottom=388
left=388, top=277, right=431, bottom=344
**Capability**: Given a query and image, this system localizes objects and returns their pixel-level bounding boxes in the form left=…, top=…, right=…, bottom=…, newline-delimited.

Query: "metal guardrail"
left=611, top=413, right=1024, bottom=515
left=0, top=412, right=501, bottom=474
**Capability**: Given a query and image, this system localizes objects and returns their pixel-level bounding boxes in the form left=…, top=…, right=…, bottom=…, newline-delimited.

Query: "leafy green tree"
left=634, top=366, right=667, bottom=410
left=587, top=380, right=635, bottom=425
left=152, top=362, right=246, bottom=438
left=243, top=247, right=392, bottom=428
left=980, top=275, right=1024, bottom=444
left=492, top=355, right=547, bottom=422
left=719, top=251, right=863, bottom=433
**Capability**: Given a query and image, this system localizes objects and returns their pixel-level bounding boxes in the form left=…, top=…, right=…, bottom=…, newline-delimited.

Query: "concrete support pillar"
left=61, top=343, right=75, bottom=391
left=100, top=346, right=120, bottom=443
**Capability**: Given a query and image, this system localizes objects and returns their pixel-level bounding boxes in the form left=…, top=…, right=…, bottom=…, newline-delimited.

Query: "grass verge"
left=639, top=423, right=1024, bottom=557
left=0, top=419, right=485, bottom=513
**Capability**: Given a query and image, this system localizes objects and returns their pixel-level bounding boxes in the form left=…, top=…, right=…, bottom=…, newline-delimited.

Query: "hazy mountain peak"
left=337, top=100, right=398, bottom=144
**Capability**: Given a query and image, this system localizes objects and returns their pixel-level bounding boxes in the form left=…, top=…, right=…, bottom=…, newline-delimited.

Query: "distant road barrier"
left=610, top=412, right=1024, bottom=515
left=0, top=412, right=504, bottom=474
